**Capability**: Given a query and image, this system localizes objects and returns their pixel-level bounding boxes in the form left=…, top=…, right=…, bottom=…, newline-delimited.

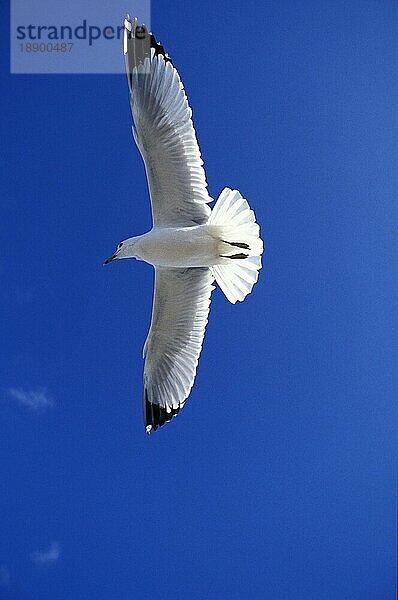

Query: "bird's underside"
left=121, top=16, right=263, bottom=434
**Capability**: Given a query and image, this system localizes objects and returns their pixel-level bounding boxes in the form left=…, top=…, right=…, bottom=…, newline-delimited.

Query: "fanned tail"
left=209, top=188, right=263, bottom=304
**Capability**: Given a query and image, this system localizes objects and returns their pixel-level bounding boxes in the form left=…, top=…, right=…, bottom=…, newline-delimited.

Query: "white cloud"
left=0, top=565, right=10, bottom=587
left=8, top=387, right=53, bottom=411
left=31, top=541, right=61, bottom=566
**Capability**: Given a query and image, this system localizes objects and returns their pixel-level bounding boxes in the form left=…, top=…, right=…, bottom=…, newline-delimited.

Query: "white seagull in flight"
left=105, top=16, right=264, bottom=434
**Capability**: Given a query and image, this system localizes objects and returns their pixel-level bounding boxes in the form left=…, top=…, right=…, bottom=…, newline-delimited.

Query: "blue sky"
left=1, top=1, right=396, bottom=598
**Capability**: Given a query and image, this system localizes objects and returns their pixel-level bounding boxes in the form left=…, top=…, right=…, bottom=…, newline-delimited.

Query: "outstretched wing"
left=143, top=267, right=214, bottom=434
left=124, top=16, right=211, bottom=227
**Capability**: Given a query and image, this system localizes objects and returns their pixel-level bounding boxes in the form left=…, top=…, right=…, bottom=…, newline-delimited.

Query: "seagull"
left=104, top=16, right=264, bottom=434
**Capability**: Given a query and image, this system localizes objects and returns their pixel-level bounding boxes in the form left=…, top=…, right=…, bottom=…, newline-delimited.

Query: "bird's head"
left=103, top=237, right=139, bottom=264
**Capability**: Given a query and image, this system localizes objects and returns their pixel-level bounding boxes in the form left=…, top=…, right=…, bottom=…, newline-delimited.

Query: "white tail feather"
left=209, top=188, right=263, bottom=304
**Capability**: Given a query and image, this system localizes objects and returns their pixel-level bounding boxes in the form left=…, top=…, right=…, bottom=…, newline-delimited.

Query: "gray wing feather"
left=143, top=267, right=214, bottom=433
left=124, top=17, right=211, bottom=227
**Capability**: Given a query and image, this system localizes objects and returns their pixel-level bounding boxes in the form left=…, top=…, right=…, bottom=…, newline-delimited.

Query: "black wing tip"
left=144, top=387, right=182, bottom=435
left=150, top=33, right=173, bottom=65
left=124, top=15, right=173, bottom=65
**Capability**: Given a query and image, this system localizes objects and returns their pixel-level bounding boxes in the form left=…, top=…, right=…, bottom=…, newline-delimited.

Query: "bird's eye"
left=117, top=243, right=123, bottom=250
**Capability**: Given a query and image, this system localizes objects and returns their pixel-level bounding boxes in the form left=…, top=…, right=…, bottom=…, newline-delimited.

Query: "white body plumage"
left=122, top=225, right=220, bottom=268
